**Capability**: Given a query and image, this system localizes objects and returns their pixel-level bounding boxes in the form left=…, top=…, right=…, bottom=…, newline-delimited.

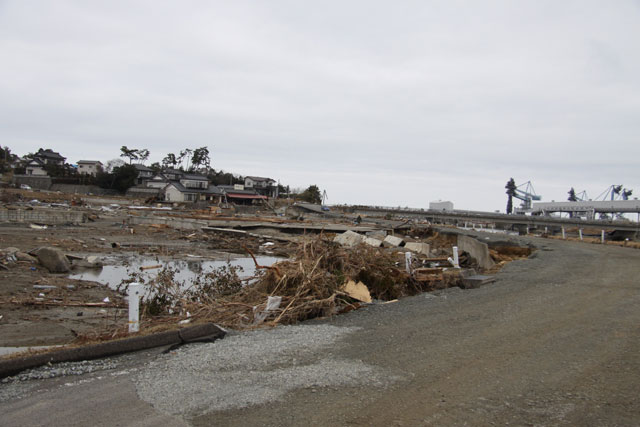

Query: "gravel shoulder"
left=1, top=235, right=639, bottom=426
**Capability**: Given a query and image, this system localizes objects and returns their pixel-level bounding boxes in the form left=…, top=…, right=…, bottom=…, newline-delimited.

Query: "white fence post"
left=128, top=283, right=142, bottom=333
left=405, top=252, right=412, bottom=274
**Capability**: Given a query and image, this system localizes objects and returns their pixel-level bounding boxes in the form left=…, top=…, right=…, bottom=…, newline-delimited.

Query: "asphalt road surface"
left=2, top=236, right=639, bottom=426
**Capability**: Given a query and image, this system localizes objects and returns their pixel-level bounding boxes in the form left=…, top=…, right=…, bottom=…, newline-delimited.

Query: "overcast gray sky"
left=1, top=1, right=639, bottom=211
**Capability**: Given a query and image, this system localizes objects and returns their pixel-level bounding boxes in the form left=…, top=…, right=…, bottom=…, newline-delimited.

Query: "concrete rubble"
left=363, top=236, right=383, bottom=247
left=405, top=242, right=430, bottom=255
left=333, top=230, right=365, bottom=247
left=383, top=235, right=405, bottom=247
left=457, top=235, right=495, bottom=270
left=32, top=247, right=71, bottom=273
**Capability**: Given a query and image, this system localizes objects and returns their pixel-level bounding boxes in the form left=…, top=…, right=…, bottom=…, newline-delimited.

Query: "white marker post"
left=452, top=246, right=460, bottom=269
left=405, top=252, right=412, bottom=274
left=601, top=230, right=605, bottom=244
left=562, top=227, right=566, bottom=239
left=579, top=229, right=583, bottom=241
left=128, top=283, right=142, bottom=333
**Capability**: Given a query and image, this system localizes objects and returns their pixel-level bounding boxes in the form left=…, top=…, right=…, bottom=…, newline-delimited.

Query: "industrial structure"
left=506, top=179, right=542, bottom=213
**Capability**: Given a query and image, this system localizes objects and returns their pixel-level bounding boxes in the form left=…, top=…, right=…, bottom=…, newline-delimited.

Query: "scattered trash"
left=29, top=224, right=48, bottom=230
left=140, top=264, right=162, bottom=271
left=103, top=297, right=110, bottom=303
left=342, top=280, right=372, bottom=303
left=253, top=295, right=283, bottom=324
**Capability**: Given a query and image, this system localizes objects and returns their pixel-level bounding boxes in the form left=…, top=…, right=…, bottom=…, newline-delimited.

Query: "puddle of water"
left=68, top=256, right=282, bottom=289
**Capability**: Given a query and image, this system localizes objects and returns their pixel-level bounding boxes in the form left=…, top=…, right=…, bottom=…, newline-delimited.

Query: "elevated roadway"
left=348, top=206, right=640, bottom=237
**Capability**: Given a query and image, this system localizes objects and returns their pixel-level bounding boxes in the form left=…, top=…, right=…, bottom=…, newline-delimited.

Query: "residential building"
left=218, top=185, right=268, bottom=205
left=133, top=164, right=154, bottom=185
left=25, top=158, right=48, bottom=176
left=180, top=173, right=209, bottom=190
left=77, top=160, right=103, bottom=176
left=33, top=149, right=66, bottom=165
left=244, top=176, right=277, bottom=197
left=163, top=182, right=224, bottom=203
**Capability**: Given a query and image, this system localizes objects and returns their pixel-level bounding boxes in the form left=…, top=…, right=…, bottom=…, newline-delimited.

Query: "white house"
left=25, top=159, right=48, bottom=176
left=163, top=182, right=224, bottom=203
left=244, top=176, right=277, bottom=197
left=77, top=160, right=103, bottom=176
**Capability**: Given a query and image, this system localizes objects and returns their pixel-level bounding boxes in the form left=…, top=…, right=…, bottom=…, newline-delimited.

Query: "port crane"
left=596, top=185, right=633, bottom=201
left=506, top=179, right=542, bottom=213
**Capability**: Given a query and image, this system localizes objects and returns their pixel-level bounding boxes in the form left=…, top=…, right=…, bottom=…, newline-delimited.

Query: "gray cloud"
left=1, top=1, right=639, bottom=211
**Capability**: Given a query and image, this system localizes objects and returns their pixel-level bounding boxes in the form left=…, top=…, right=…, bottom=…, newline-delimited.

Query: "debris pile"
left=126, top=236, right=455, bottom=330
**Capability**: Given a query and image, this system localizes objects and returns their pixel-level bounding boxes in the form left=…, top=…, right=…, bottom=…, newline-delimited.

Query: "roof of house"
left=166, top=182, right=223, bottom=195
left=34, top=149, right=65, bottom=161
left=246, top=176, right=275, bottom=183
left=181, top=173, right=208, bottom=181
left=26, top=158, right=46, bottom=166
left=218, top=185, right=267, bottom=199
left=162, top=168, right=183, bottom=175
left=77, top=160, right=103, bottom=165
left=293, top=202, right=325, bottom=214
left=133, top=164, right=154, bottom=172
left=218, top=185, right=260, bottom=195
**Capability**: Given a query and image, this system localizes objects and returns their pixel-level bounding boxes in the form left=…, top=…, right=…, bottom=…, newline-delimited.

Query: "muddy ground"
left=0, top=214, right=297, bottom=347
left=2, top=235, right=639, bottom=426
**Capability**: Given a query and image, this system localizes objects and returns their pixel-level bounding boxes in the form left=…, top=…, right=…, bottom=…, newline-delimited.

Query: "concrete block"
left=457, top=235, right=495, bottom=270
left=334, top=230, right=365, bottom=247
left=363, top=237, right=383, bottom=247
left=383, top=235, right=405, bottom=247
left=405, top=242, right=430, bottom=255
left=366, top=230, right=386, bottom=240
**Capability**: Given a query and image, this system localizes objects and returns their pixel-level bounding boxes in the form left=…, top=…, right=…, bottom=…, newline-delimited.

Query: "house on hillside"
left=134, top=168, right=222, bottom=204
left=244, top=176, right=277, bottom=197
left=133, top=164, right=154, bottom=185
left=25, top=158, right=48, bottom=176
left=163, top=182, right=224, bottom=203
left=218, top=184, right=268, bottom=205
left=33, top=149, right=66, bottom=165
left=180, top=173, right=209, bottom=190
left=77, top=160, right=103, bottom=176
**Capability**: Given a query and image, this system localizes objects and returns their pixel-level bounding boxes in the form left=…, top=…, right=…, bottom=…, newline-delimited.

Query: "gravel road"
left=1, top=235, right=639, bottom=426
